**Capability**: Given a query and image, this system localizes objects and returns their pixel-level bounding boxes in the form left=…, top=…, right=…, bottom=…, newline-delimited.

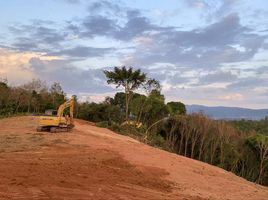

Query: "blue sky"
left=0, top=0, right=268, bottom=108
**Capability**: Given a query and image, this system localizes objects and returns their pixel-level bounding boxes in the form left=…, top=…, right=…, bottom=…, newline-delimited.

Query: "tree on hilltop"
left=103, top=66, right=146, bottom=121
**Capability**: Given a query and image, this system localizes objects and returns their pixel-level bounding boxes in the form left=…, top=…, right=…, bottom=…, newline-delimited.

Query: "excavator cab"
left=37, top=96, right=75, bottom=133
left=44, top=109, right=57, bottom=116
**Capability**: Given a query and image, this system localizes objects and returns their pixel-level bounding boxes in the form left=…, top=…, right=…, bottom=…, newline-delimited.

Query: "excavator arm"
left=57, top=96, right=75, bottom=124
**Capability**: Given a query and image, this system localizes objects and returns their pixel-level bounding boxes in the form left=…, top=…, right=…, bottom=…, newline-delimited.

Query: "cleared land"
left=0, top=116, right=267, bottom=200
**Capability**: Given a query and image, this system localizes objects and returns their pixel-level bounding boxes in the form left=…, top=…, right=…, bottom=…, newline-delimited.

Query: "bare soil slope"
left=0, top=116, right=267, bottom=200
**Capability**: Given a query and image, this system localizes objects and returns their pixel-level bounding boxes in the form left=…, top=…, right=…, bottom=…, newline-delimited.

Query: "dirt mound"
left=0, top=116, right=267, bottom=200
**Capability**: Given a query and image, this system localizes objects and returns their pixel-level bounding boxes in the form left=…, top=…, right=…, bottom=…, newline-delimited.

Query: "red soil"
left=0, top=116, right=267, bottom=200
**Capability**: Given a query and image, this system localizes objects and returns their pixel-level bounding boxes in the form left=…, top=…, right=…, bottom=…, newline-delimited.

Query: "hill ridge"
left=186, top=104, right=268, bottom=120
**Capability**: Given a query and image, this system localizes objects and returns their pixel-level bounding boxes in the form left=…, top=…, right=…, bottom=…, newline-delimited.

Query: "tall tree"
left=136, top=78, right=161, bottom=123
left=103, top=66, right=146, bottom=121
left=142, top=90, right=168, bottom=127
left=22, top=79, right=45, bottom=113
left=50, top=82, right=65, bottom=109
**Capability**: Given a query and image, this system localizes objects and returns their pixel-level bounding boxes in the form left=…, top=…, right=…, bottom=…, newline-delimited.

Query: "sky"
left=0, top=0, right=268, bottom=108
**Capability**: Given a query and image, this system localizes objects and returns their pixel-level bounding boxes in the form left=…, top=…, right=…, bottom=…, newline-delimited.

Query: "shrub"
left=109, top=122, right=121, bottom=132
left=148, top=133, right=167, bottom=149
left=96, top=121, right=109, bottom=128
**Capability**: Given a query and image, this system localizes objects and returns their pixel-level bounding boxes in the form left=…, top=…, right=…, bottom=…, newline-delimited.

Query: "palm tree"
left=103, top=66, right=146, bottom=121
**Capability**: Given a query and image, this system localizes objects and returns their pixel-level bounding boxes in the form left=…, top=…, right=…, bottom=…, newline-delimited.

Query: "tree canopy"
left=167, top=101, right=186, bottom=115
left=103, top=66, right=147, bottom=121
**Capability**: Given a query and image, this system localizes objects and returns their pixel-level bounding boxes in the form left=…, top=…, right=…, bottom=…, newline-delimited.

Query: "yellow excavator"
left=37, top=96, right=75, bottom=133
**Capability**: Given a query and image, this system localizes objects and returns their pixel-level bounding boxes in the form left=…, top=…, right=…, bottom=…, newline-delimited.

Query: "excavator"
left=37, top=96, right=75, bottom=133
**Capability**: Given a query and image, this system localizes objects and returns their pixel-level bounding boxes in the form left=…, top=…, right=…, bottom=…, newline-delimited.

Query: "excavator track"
left=36, top=126, right=73, bottom=133
left=50, top=127, right=69, bottom=133
left=36, top=126, right=50, bottom=132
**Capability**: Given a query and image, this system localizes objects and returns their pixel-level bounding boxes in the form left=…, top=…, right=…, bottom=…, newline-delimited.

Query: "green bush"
left=96, top=121, right=109, bottom=128
left=109, top=122, right=121, bottom=132
left=119, top=124, right=145, bottom=136
left=148, top=134, right=166, bottom=148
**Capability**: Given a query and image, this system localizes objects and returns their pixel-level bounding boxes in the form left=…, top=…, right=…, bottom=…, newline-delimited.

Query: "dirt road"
left=0, top=116, right=267, bottom=200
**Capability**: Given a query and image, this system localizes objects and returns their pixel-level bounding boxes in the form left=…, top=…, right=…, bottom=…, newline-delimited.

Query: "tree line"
left=0, top=78, right=65, bottom=116
left=0, top=66, right=267, bottom=186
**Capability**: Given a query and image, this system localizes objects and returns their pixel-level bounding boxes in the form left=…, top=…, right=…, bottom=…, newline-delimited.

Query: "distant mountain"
left=186, top=105, right=268, bottom=120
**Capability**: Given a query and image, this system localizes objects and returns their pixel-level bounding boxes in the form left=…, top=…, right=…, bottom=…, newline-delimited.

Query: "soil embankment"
left=0, top=116, right=267, bottom=200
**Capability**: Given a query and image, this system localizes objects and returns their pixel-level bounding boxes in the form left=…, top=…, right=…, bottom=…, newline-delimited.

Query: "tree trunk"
left=178, top=127, right=185, bottom=155
left=191, top=137, right=197, bottom=159
left=125, top=88, right=129, bottom=121
left=220, top=141, right=224, bottom=166
left=257, top=158, right=264, bottom=184
left=257, top=143, right=268, bottom=184
left=137, top=98, right=146, bottom=123
left=198, top=136, right=205, bottom=160
left=210, top=139, right=219, bottom=165
left=169, top=125, right=177, bottom=151
left=184, top=132, right=189, bottom=157
left=27, top=101, right=30, bottom=113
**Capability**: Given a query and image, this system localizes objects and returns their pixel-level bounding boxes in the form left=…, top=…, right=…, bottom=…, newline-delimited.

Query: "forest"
left=0, top=66, right=267, bottom=186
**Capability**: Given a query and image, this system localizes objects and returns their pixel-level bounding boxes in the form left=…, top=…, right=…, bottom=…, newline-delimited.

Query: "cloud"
left=29, top=57, right=114, bottom=94
left=124, top=13, right=265, bottom=68
left=7, top=16, right=119, bottom=60
left=6, top=1, right=168, bottom=58
left=48, top=46, right=115, bottom=58
left=82, top=15, right=117, bottom=37
left=12, top=37, right=39, bottom=51
left=82, top=8, right=167, bottom=41
left=8, top=22, right=67, bottom=52
left=0, top=48, right=58, bottom=84
left=33, top=26, right=67, bottom=44
left=60, top=0, right=81, bottom=4
left=186, top=0, right=210, bottom=9
left=113, top=10, right=158, bottom=41
left=88, top=0, right=122, bottom=14
left=198, top=70, right=237, bottom=84
left=218, top=93, right=243, bottom=100
left=194, top=13, right=245, bottom=47
left=185, top=0, right=239, bottom=21
left=227, top=77, right=267, bottom=90
left=256, top=66, right=268, bottom=74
